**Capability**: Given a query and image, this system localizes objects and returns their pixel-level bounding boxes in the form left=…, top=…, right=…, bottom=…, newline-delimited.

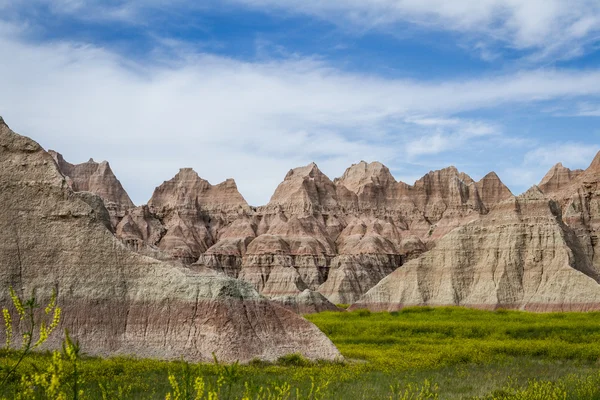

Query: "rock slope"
left=0, top=118, right=341, bottom=362
left=539, top=153, right=600, bottom=276
left=12, top=114, right=600, bottom=313
left=49, top=151, right=134, bottom=228
left=353, top=156, right=600, bottom=312
left=110, top=159, right=512, bottom=307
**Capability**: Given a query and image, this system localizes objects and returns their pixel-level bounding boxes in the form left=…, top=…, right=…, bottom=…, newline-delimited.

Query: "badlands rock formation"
left=108, top=159, right=512, bottom=306
left=8, top=115, right=600, bottom=314
left=353, top=155, right=600, bottom=312
left=538, top=163, right=584, bottom=195
left=50, top=151, right=135, bottom=228
left=539, top=153, right=600, bottom=276
left=272, top=289, right=343, bottom=314
left=0, top=118, right=341, bottom=362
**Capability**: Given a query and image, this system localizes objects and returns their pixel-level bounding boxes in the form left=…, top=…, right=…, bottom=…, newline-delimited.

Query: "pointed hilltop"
left=49, top=150, right=134, bottom=228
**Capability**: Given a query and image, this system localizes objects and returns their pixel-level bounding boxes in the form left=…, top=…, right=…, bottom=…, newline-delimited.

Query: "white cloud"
left=1, top=23, right=600, bottom=204
left=404, top=118, right=500, bottom=158
left=574, top=103, right=600, bottom=117
left=3, top=1, right=600, bottom=62
left=228, top=0, right=600, bottom=62
left=524, top=142, right=600, bottom=167
left=497, top=142, right=600, bottom=192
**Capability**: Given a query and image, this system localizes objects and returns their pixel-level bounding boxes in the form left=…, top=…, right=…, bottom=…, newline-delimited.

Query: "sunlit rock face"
left=49, top=150, right=134, bottom=229
left=0, top=118, right=341, bottom=362
left=353, top=154, right=600, bottom=313
left=52, top=124, right=600, bottom=313
left=51, top=144, right=513, bottom=309
left=539, top=152, right=600, bottom=277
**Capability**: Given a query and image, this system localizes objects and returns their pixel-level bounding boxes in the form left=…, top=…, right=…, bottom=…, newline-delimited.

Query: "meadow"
left=3, top=307, right=600, bottom=399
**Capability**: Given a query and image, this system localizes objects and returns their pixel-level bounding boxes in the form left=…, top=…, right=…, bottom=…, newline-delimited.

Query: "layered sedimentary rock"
left=49, top=151, right=134, bottom=228
left=236, top=162, right=513, bottom=305
left=271, top=289, right=342, bottom=314
left=0, top=118, right=341, bottom=362
left=107, top=160, right=514, bottom=307
left=538, top=163, right=584, bottom=195
left=117, top=168, right=253, bottom=265
left=353, top=185, right=600, bottom=312
left=335, top=162, right=513, bottom=240
left=16, top=113, right=600, bottom=313
left=52, top=139, right=514, bottom=308
left=540, top=154, right=600, bottom=276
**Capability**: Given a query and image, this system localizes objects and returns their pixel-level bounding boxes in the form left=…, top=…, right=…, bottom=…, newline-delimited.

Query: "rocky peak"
left=589, top=151, right=600, bottom=172
left=476, top=171, right=513, bottom=209
left=265, top=163, right=339, bottom=214
left=519, top=185, right=546, bottom=201
left=149, top=168, right=249, bottom=213
left=335, top=161, right=396, bottom=194
left=539, top=163, right=583, bottom=194
left=414, top=166, right=471, bottom=190
left=1, top=122, right=341, bottom=363
left=284, top=162, right=321, bottom=180
left=48, top=150, right=134, bottom=227
left=412, top=166, right=482, bottom=218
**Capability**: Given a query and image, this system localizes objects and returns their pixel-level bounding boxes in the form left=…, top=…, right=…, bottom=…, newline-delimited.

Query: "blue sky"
left=1, top=1, right=600, bottom=206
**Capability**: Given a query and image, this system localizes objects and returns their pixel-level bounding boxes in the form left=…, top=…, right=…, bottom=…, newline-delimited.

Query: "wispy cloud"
left=500, top=142, right=600, bottom=192
left=3, top=1, right=600, bottom=63
left=0, top=21, right=599, bottom=204
left=574, top=103, right=600, bottom=117
left=227, top=0, right=600, bottom=63
left=524, top=142, right=600, bottom=167
left=404, top=118, right=501, bottom=158
left=543, top=101, right=600, bottom=117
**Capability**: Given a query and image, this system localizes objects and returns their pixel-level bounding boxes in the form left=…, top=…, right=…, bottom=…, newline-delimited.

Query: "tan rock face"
left=106, top=160, right=513, bottom=307
left=540, top=152, right=600, bottom=277
left=262, top=163, right=351, bottom=214
left=228, top=162, right=512, bottom=305
left=271, top=289, right=343, bottom=314
left=12, top=115, right=600, bottom=314
left=149, top=169, right=249, bottom=214
left=50, top=143, right=515, bottom=310
left=0, top=119, right=341, bottom=362
left=476, top=172, right=515, bottom=210
left=116, top=168, right=254, bottom=265
left=353, top=186, right=600, bottom=312
left=538, top=163, right=584, bottom=195
left=49, top=151, right=134, bottom=228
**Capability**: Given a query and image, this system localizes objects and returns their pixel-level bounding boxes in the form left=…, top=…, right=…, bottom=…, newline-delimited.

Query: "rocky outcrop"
left=0, top=119, right=341, bottom=362
left=476, top=172, right=515, bottom=210
left=117, top=168, right=253, bottom=264
left=538, top=163, right=583, bottom=195
left=539, top=153, right=600, bottom=277
left=353, top=185, right=600, bottom=312
left=271, top=289, right=343, bottom=314
left=51, top=145, right=514, bottom=308
left=107, top=160, right=513, bottom=306
left=49, top=151, right=134, bottom=228
left=11, top=115, right=600, bottom=314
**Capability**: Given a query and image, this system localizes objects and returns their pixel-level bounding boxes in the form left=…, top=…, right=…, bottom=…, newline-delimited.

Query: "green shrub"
left=356, top=309, right=371, bottom=317
left=276, top=353, right=310, bottom=367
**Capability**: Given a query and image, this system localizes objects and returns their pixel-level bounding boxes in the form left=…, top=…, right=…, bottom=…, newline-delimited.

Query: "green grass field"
left=3, top=307, right=600, bottom=399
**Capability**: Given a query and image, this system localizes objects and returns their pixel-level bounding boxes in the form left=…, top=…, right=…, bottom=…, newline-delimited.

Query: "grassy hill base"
left=3, top=307, right=600, bottom=399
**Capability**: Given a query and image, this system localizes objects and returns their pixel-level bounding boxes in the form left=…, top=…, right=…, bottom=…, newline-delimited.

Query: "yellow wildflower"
left=9, top=287, right=25, bottom=319
left=2, top=307, right=12, bottom=348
